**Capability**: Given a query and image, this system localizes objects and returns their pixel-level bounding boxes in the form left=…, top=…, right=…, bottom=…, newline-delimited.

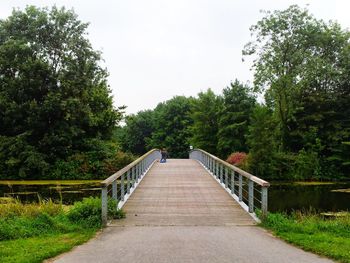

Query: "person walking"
left=160, top=148, right=168, bottom=163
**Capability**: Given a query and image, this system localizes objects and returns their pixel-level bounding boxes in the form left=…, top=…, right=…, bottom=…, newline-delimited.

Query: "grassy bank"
left=0, top=197, right=124, bottom=263
left=260, top=211, right=350, bottom=262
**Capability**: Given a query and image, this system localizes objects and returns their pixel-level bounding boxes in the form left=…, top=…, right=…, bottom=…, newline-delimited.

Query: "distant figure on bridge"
left=160, top=148, right=168, bottom=163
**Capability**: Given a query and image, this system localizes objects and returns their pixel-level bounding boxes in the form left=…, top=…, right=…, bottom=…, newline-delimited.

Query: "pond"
left=0, top=180, right=102, bottom=204
left=0, top=180, right=350, bottom=213
left=269, top=181, right=350, bottom=213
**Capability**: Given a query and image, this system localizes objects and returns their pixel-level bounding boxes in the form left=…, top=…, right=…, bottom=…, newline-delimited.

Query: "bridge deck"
left=111, top=159, right=255, bottom=226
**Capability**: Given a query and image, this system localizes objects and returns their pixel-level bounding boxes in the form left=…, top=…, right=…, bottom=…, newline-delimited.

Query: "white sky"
left=1, top=0, right=349, bottom=114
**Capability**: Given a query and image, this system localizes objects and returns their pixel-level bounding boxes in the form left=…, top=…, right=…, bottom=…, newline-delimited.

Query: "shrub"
left=226, top=152, right=248, bottom=168
left=67, top=197, right=125, bottom=227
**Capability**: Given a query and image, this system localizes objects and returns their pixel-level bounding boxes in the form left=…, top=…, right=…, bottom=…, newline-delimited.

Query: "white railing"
left=190, top=149, right=270, bottom=219
left=101, top=149, right=160, bottom=226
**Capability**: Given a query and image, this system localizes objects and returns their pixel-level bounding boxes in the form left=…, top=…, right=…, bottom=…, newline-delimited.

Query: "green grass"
left=260, top=211, right=350, bottom=262
left=0, top=197, right=123, bottom=263
left=0, top=232, right=95, bottom=263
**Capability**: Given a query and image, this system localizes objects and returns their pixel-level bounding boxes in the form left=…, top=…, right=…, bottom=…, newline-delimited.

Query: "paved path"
left=53, top=159, right=332, bottom=263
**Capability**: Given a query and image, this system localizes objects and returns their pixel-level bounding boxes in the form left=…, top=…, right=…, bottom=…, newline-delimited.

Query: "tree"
left=118, top=110, right=155, bottom=155
left=148, top=96, right=194, bottom=158
left=217, top=80, right=255, bottom=158
left=243, top=5, right=350, bottom=179
left=243, top=5, right=321, bottom=150
left=0, top=6, right=122, bottom=179
left=247, top=105, right=277, bottom=178
left=190, top=89, right=220, bottom=155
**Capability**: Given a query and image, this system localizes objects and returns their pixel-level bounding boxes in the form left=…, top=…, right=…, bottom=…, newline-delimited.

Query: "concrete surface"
left=53, top=226, right=332, bottom=263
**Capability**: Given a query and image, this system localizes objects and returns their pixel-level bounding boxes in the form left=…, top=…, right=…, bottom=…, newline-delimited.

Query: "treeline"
left=118, top=6, right=350, bottom=181
left=0, top=7, right=134, bottom=180
left=0, top=5, right=349, bottom=181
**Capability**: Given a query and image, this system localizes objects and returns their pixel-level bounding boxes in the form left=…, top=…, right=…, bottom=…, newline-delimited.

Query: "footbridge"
left=101, top=149, right=270, bottom=226
left=55, top=149, right=331, bottom=263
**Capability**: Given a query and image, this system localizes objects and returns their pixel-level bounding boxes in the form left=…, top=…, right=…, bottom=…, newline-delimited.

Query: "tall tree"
left=247, top=105, right=277, bottom=178
left=118, top=110, right=155, bottom=155
left=243, top=5, right=350, bottom=179
left=149, top=96, right=194, bottom=158
left=217, top=80, right=256, bottom=158
left=243, top=5, right=320, bottom=150
left=0, top=6, right=121, bottom=178
left=190, top=89, right=220, bottom=155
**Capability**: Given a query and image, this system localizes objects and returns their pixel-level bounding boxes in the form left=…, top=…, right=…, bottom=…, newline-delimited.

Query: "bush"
left=67, top=197, right=125, bottom=227
left=226, top=152, right=248, bottom=170
left=293, top=149, right=321, bottom=180
left=51, top=141, right=136, bottom=180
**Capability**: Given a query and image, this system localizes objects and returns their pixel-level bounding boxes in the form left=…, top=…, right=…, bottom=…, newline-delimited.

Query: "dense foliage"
left=243, top=5, right=350, bottom=180
left=117, top=96, right=194, bottom=158
left=0, top=6, right=130, bottom=179
left=119, top=5, right=349, bottom=181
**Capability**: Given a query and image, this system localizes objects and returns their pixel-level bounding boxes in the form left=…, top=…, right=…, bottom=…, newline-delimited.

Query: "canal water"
left=0, top=180, right=349, bottom=213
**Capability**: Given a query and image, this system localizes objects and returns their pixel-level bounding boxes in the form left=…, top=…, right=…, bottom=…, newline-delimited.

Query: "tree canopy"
left=0, top=6, right=126, bottom=179
left=119, top=5, right=349, bottom=181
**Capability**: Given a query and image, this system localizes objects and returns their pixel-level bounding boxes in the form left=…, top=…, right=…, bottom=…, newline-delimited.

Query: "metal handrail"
left=189, top=149, right=270, bottom=218
left=101, top=149, right=160, bottom=226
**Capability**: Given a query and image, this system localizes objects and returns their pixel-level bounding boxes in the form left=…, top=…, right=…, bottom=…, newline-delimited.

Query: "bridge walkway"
left=111, top=159, right=254, bottom=226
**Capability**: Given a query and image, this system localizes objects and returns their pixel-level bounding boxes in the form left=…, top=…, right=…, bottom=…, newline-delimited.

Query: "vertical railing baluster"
left=262, top=186, right=268, bottom=218
left=101, top=185, right=108, bottom=227
left=248, top=180, right=254, bottom=213
left=220, top=164, right=223, bottom=184
left=127, top=170, right=131, bottom=194
left=137, top=163, right=140, bottom=181
left=231, top=170, right=235, bottom=195
left=132, top=166, right=135, bottom=187
left=112, top=180, right=118, bottom=202
left=121, top=173, right=125, bottom=201
left=239, top=174, right=243, bottom=202
left=225, top=167, right=228, bottom=189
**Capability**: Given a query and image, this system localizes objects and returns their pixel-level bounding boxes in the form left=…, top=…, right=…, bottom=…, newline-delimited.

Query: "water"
left=0, top=180, right=101, bottom=204
left=1, top=180, right=349, bottom=212
left=269, top=182, right=350, bottom=213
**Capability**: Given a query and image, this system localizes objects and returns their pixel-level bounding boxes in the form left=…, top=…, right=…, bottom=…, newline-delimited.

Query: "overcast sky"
left=1, top=0, right=349, bottom=114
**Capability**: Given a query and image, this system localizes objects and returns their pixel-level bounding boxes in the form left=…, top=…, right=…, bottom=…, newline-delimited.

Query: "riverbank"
left=260, top=211, right=350, bottom=262
left=0, top=197, right=124, bottom=263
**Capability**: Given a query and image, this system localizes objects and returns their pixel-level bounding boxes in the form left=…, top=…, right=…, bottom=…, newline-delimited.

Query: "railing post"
left=132, top=166, right=135, bottom=187
left=248, top=180, right=254, bottom=213
left=239, top=174, right=243, bottom=202
left=220, top=164, right=223, bottom=184
left=101, top=185, right=108, bottom=227
left=225, top=167, right=228, bottom=188
left=127, top=170, right=131, bottom=194
left=138, top=163, right=141, bottom=179
left=112, top=180, right=118, bottom=203
left=231, top=170, right=235, bottom=195
left=261, top=186, right=268, bottom=218
left=121, top=173, right=125, bottom=201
